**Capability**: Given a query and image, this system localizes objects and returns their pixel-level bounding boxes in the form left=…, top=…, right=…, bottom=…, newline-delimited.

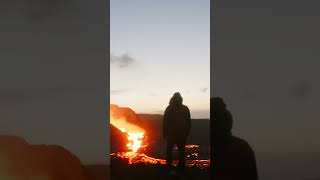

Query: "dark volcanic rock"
left=110, top=124, right=128, bottom=153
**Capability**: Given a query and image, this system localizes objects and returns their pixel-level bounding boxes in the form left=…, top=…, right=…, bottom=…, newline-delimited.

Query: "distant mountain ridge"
left=137, top=114, right=210, bottom=146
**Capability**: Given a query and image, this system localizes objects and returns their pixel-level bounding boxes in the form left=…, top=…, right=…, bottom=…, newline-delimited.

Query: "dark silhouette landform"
left=0, top=135, right=109, bottom=180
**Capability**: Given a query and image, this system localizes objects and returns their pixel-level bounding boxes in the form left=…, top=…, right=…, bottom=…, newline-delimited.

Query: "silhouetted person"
left=212, top=97, right=258, bottom=180
left=163, top=92, right=191, bottom=173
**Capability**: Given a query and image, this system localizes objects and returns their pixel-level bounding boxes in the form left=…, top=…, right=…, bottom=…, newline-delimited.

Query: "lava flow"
left=110, top=151, right=210, bottom=169
left=110, top=105, right=210, bottom=169
left=110, top=109, right=147, bottom=153
left=121, top=130, right=144, bottom=153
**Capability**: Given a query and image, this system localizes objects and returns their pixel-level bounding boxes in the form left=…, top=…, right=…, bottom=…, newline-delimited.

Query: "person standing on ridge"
left=163, top=92, right=191, bottom=174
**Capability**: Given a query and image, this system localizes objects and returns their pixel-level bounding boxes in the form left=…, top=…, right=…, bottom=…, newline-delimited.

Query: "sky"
left=213, top=0, right=320, bottom=179
left=110, top=0, right=210, bottom=119
left=0, top=0, right=108, bottom=164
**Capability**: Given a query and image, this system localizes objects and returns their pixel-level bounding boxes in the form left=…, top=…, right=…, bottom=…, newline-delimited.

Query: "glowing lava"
left=110, top=110, right=146, bottom=153
left=110, top=152, right=210, bottom=169
left=110, top=105, right=210, bottom=169
left=119, top=128, right=145, bottom=153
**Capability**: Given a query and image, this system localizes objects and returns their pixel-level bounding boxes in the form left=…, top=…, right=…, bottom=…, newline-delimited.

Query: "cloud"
left=290, top=81, right=312, bottom=100
left=110, top=53, right=136, bottom=68
left=149, top=92, right=157, bottom=96
left=238, top=87, right=258, bottom=102
left=0, top=0, right=73, bottom=22
left=200, top=88, right=208, bottom=93
left=23, top=0, right=73, bottom=21
left=25, top=0, right=60, bottom=21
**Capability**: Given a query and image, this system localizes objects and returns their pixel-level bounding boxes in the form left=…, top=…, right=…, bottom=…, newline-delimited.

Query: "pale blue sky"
left=111, top=0, right=210, bottom=118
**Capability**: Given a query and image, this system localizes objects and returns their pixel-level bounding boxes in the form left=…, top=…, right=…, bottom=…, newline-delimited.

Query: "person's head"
left=212, top=97, right=226, bottom=111
left=169, top=92, right=183, bottom=106
left=211, top=97, right=233, bottom=137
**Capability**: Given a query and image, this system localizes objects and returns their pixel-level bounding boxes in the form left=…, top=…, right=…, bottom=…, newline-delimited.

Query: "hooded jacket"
left=163, top=94, right=191, bottom=143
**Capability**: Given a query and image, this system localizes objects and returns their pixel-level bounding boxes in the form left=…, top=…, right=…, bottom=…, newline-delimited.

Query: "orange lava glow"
left=111, top=152, right=166, bottom=165
left=110, top=106, right=210, bottom=169
left=126, top=132, right=144, bottom=153
left=110, top=152, right=210, bottom=169
left=185, top=145, right=199, bottom=149
left=110, top=111, right=146, bottom=153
